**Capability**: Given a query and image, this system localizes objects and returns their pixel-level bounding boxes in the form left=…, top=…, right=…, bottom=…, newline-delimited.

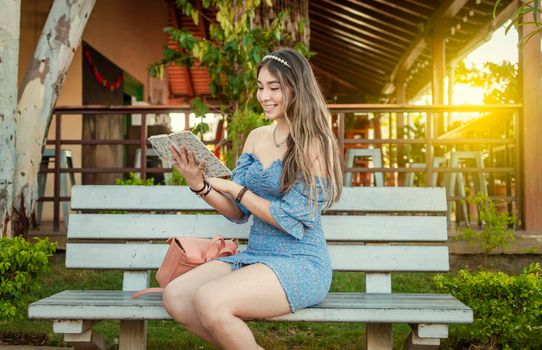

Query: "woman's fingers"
left=169, top=146, right=181, bottom=165
left=187, top=150, right=195, bottom=166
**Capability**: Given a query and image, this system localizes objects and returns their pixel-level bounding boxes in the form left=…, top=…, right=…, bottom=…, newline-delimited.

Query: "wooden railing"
left=41, top=104, right=522, bottom=231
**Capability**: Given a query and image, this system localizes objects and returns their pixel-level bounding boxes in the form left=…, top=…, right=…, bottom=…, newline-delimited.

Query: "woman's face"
left=257, top=66, right=289, bottom=121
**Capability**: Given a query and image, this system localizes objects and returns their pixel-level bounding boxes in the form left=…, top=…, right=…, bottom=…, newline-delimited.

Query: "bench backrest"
left=67, top=185, right=449, bottom=292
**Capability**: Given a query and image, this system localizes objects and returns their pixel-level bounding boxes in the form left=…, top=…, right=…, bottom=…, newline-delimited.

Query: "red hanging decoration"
left=84, top=49, right=124, bottom=92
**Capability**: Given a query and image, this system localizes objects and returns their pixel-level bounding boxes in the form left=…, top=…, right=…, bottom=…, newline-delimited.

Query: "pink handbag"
left=132, top=235, right=239, bottom=298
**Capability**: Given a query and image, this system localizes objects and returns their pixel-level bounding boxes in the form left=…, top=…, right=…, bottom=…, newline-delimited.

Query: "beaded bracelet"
left=235, top=186, right=248, bottom=203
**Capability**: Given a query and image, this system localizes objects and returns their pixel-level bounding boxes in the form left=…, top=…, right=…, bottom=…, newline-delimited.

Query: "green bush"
left=115, top=172, right=156, bottom=186
left=457, top=192, right=515, bottom=254
left=0, top=237, right=56, bottom=319
left=225, top=110, right=270, bottom=169
left=166, top=168, right=188, bottom=186
left=434, top=263, right=542, bottom=349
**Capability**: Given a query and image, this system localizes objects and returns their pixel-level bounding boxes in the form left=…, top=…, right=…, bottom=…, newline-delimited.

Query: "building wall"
left=19, top=0, right=168, bottom=222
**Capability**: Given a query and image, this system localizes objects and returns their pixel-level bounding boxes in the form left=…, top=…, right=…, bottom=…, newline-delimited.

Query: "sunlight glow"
left=451, top=23, right=518, bottom=106
left=169, top=113, right=185, bottom=132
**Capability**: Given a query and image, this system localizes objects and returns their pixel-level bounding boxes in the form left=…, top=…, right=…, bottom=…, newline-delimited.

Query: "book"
left=148, top=131, right=232, bottom=178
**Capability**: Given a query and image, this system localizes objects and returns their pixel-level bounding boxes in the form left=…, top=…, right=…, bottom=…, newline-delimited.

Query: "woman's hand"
left=207, top=177, right=242, bottom=197
left=170, top=145, right=206, bottom=189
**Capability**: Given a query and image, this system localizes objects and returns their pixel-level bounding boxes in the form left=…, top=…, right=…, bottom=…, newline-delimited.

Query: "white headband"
left=263, top=54, right=291, bottom=68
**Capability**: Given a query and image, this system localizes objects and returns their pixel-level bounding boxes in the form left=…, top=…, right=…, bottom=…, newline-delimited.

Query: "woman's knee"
left=193, top=283, right=231, bottom=329
left=162, top=284, right=194, bottom=324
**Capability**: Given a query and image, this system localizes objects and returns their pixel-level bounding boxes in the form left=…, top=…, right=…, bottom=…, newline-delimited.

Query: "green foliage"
left=151, top=1, right=311, bottom=114
left=166, top=168, right=188, bottom=186
left=495, top=0, right=542, bottom=44
left=114, top=172, right=156, bottom=186
left=224, top=109, right=270, bottom=168
left=150, top=0, right=312, bottom=164
left=0, top=237, right=56, bottom=320
left=435, top=263, right=542, bottom=349
left=456, top=192, right=515, bottom=254
left=455, top=60, right=518, bottom=104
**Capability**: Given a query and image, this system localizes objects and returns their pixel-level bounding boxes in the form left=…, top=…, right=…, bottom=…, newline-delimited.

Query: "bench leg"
left=120, top=320, right=147, bottom=350
left=403, top=332, right=440, bottom=350
left=64, top=329, right=105, bottom=350
left=403, top=324, right=446, bottom=350
left=366, top=323, right=392, bottom=350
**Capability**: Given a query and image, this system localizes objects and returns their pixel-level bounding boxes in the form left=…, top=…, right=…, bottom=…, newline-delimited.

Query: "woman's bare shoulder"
left=243, top=125, right=273, bottom=153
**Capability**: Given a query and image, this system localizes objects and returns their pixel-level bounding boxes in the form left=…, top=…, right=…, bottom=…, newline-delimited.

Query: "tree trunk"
left=12, top=0, right=95, bottom=237
left=0, top=0, right=21, bottom=238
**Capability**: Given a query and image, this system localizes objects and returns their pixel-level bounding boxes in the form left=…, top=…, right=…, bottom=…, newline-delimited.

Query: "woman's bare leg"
left=162, top=260, right=233, bottom=347
left=193, top=263, right=291, bottom=350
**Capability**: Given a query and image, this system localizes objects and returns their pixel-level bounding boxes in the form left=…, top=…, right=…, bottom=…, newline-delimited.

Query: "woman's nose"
left=259, top=90, right=270, bottom=101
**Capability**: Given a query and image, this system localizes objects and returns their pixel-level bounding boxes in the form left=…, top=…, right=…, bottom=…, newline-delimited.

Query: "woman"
left=163, top=48, right=343, bottom=349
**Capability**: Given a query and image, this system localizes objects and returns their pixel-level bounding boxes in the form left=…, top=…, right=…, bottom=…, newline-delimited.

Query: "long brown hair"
left=257, top=48, right=343, bottom=208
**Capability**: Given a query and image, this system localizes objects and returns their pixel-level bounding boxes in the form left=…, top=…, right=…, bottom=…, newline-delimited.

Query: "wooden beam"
left=451, top=0, right=519, bottom=66
left=407, top=0, right=519, bottom=101
left=311, top=2, right=408, bottom=50
left=313, top=66, right=361, bottom=91
left=311, top=31, right=390, bottom=73
left=384, top=0, right=469, bottom=94
left=317, top=0, right=411, bottom=44
left=310, top=17, right=403, bottom=59
left=432, top=25, right=447, bottom=137
left=520, top=11, right=542, bottom=232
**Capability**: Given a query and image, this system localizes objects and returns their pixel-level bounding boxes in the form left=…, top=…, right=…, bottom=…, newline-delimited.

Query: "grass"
left=0, top=252, right=447, bottom=349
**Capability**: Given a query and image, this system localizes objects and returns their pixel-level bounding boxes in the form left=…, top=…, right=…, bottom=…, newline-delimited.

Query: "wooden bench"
left=29, top=185, right=472, bottom=350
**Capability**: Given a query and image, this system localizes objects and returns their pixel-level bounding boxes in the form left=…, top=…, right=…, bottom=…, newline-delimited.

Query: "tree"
left=0, top=0, right=95, bottom=238
left=149, top=0, right=311, bottom=166
left=454, top=60, right=519, bottom=104
left=0, top=0, right=21, bottom=237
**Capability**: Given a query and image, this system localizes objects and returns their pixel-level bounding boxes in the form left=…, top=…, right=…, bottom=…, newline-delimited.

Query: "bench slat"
left=68, top=214, right=448, bottom=242
left=29, top=291, right=472, bottom=323
left=71, top=186, right=447, bottom=212
left=65, top=243, right=450, bottom=272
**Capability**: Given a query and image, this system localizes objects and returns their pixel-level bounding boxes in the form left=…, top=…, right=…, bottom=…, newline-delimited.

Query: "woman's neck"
left=274, top=119, right=289, bottom=133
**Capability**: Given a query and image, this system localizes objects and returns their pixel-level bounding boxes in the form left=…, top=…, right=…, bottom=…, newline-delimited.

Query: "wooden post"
left=519, top=12, right=542, bottom=232
left=395, top=71, right=407, bottom=186
left=432, top=26, right=446, bottom=138
left=11, top=0, right=95, bottom=236
left=0, top=0, right=21, bottom=237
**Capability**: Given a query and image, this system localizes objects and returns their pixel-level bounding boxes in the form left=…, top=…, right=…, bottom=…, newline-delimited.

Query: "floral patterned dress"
left=215, top=153, right=332, bottom=312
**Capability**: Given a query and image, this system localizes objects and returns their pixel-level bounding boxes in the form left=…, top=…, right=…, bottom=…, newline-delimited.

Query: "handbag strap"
left=131, top=287, right=163, bottom=299
left=203, top=236, right=239, bottom=260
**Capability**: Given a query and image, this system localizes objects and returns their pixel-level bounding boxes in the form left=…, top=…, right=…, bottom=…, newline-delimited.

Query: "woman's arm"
left=207, top=178, right=282, bottom=229
left=170, top=145, right=244, bottom=220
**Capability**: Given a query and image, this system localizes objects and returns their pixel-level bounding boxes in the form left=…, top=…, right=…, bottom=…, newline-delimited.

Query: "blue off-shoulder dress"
left=215, top=153, right=332, bottom=312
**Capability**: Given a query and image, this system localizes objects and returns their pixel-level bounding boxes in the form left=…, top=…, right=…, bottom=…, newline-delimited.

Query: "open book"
left=148, top=131, right=231, bottom=178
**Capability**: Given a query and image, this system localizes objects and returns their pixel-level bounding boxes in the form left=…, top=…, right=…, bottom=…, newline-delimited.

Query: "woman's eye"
left=271, top=88, right=280, bottom=91
left=257, top=87, right=263, bottom=90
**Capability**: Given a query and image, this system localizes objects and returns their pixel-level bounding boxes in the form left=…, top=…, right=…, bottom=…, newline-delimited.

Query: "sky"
left=466, top=24, right=518, bottom=65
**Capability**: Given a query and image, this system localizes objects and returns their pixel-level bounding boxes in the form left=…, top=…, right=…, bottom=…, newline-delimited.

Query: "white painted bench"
left=29, top=185, right=472, bottom=350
